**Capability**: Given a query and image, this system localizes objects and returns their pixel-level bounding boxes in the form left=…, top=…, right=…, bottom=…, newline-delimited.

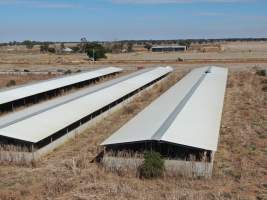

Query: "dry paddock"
left=0, top=67, right=266, bottom=200
left=0, top=74, right=57, bottom=89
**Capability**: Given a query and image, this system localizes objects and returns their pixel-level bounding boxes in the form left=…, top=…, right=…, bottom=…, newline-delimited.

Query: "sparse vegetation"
left=111, top=42, right=124, bottom=53
left=127, top=42, right=134, bottom=52
left=40, top=43, right=49, bottom=53
left=64, top=69, right=72, bottom=75
left=5, top=80, right=16, bottom=87
left=0, top=74, right=57, bottom=90
left=178, top=40, right=192, bottom=48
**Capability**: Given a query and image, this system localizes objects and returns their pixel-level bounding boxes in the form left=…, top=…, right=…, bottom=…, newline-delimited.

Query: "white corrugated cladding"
left=101, top=66, right=228, bottom=151
left=0, top=67, right=122, bottom=105
left=0, top=67, right=173, bottom=143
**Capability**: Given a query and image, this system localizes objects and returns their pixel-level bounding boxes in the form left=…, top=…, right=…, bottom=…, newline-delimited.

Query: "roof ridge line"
left=151, top=67, right=212, bottom=141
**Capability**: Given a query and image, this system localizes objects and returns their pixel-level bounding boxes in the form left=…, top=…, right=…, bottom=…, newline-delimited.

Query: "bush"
left=40, top=44, right=49, bottom=53
left=177, top=57, right=184, bottom=62
left=64, top=69, right=72, bottom=75
left=6, top=80, right=16, bottom=87
left=139, top=151, right=164, bottom=179
left=256, top=69, right=267, bottom=76
left=48, top=47, right=56, bottom=53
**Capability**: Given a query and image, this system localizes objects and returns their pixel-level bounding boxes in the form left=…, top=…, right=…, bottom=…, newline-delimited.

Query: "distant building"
left=62, top=47, right=73, bottom=53
left=151, top=45, right=186, bottom=52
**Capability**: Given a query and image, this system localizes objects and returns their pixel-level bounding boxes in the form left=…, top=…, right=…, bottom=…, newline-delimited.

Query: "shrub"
left=177, top=57, right=184, bottom=62
left=256, top=69, right=267, bottom=76
left=40, top=44, right=49, bottom=53
left=6, top=80, right=16, bottom=87
left=48, top=47, right=56, bottom=53
left=64, top=69, right=72, bottom=75
left=139, top=151, right=164, bottom=179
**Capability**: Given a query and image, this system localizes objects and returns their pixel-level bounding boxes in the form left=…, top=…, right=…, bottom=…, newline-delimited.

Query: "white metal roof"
left=101, top=66, right=228, bottom=151
left=63, top=47, right=73, bottom=52
left=0, top=67, right=122, bottom=105
left=0, top=67, right=173, bottom=143
left=0, top=68, right=152, bottom=129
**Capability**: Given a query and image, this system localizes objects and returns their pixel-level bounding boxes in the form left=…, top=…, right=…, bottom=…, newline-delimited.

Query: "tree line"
left=1, top=37, right=267, bottom=61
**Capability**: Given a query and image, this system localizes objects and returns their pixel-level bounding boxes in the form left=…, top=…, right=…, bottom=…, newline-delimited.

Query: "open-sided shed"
left=0, top=67, right=122, bottom=112
left=0, top=67, right=173, bottom=162
left=101, top=66, right=228, bottom=177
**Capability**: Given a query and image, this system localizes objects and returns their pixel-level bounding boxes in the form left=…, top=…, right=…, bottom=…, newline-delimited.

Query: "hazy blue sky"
left=0, top=0, right=266, bottom=42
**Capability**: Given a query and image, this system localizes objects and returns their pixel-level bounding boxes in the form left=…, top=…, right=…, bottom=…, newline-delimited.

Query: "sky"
left=0, top=0, right=267, bottom=42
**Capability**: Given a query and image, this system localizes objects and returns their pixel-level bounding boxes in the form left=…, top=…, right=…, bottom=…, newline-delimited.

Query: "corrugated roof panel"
left=0, top=67, right=122, bottom=105
left=0, top=68, right=152, bottom=129
left=101, top=66, right=228, bottom=151
left=0, top=67, right=172, bottom=143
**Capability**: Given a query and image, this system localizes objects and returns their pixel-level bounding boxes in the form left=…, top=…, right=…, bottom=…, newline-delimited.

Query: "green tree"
left=23, top=40, right=34, bottom=49
left=178, top=40, right=192, bottom=48
left=60, top=42, right=65, bottom=50
left=127, top=42, right=134, bottom=52
left=80, top=37, right=88, bottom=53
left=144, top=43, right=152, bottom=51
left=85, top=43, right=107, bottom=61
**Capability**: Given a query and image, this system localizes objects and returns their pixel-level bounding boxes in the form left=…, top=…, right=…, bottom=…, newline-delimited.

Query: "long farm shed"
left=101, top=66, right=228, bottom=177
left=0, top=67, right=173, bottom=162
left=0, top=67, right=122, bottom=112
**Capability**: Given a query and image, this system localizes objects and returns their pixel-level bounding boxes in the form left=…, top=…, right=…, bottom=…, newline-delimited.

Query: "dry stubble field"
left=0, top=66, right=266, bottom=200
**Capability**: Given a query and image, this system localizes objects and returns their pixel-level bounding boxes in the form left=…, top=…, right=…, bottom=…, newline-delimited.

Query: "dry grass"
left=0, top=74, right=57, bottom=89
left=1, top=41, right=267, bottom=71
left=0, top=68, right=266, bottom=200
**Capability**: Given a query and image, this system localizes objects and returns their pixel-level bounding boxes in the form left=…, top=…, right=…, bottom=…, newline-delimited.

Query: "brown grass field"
left=0, top=66, right=266, bottom=200
left=0, top=74, right=57, bottom=89
left=0, top=41, right=266, bottom=200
